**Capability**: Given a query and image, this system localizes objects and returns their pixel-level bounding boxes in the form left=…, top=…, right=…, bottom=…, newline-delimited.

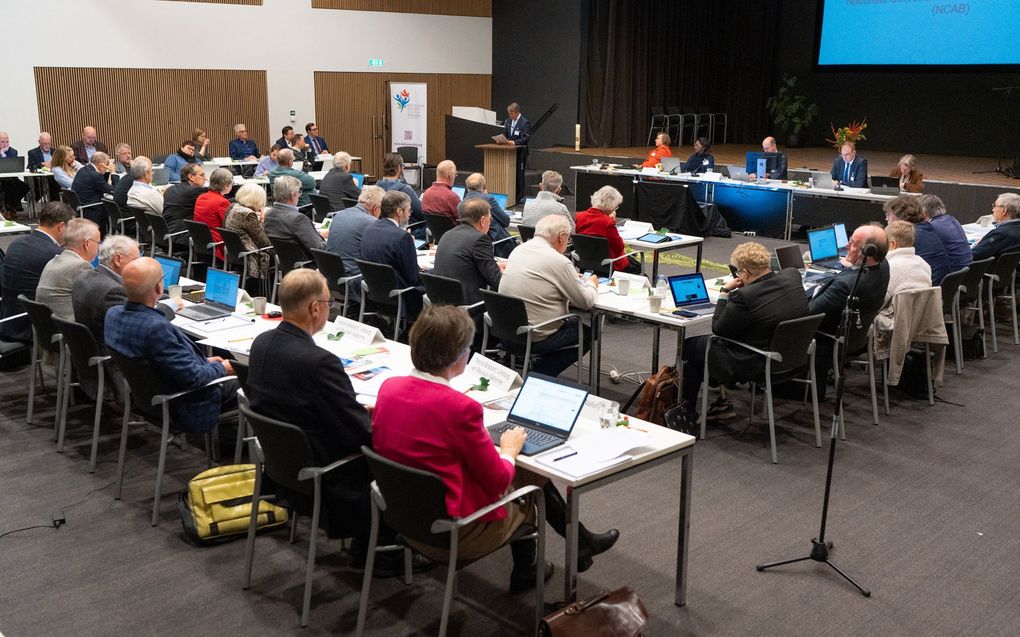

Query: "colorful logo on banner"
left=394, top=89, right=411, bottom=112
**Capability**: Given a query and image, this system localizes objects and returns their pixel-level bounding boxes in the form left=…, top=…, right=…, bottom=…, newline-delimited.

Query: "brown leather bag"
left=540, top=587, right=648, bottom=636
left=633, top=365, right=679, bottom=426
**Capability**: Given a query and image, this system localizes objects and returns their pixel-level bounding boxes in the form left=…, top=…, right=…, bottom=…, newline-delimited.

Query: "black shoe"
left=510, top=560, right=554, bottom=593
left=577, top=528, right=620, bottom=573
left=706, top=397, right=737, bottom=422
left=356, top=549, right=438, bottom=578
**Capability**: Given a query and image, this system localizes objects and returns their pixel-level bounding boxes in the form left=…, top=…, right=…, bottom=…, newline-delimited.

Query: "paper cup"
left=648, top=294, right=663, bottom=313
left=168, top=285, right=182, bottom=301
left=617, top=278, right=631, bottom=296
left=253, top=296, right=268, bottom=314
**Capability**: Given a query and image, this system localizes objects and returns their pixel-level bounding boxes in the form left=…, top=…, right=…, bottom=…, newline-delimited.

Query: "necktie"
left=312, top=139, right=320, bottom=154
left=844, top=162, right=850, bottom=182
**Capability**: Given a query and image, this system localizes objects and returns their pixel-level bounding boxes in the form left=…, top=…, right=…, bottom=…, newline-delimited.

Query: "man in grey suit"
left=318, top=151, right=361, bottom=210
left=324, top=185, right=382, bottom=276
left=36, top=218, right=101, bottom=321
left=72, top=234, right=142, bottom=350
left=264, top=174, right=326, bottom=258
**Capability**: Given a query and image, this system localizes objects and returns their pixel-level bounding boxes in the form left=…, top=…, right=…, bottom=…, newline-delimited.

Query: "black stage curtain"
left=583, top=0, right=779, bottom=148
left=636, top=181, right=730, bottom=237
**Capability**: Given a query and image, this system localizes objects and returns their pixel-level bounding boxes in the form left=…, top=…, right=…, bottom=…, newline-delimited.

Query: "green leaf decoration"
left=471, top=377, right=490, bottom=392
left=327, top=331, right=345, bottom=341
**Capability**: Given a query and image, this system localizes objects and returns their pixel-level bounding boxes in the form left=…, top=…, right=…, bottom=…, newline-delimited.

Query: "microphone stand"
left=755, top=255, right=872, bottom=597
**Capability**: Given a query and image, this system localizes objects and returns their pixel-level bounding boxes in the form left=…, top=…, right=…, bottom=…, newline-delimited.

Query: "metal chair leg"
left=300, top=477, right=323, bottom=627
left=765, top=374, right=778, bottom=464
left=438, top=529, right=460, bottom=637
left=115, top=383, right=131, bottom=500
left=88, top=367, right=105, bottom=473
left=151, top=406, right=172, bottom=527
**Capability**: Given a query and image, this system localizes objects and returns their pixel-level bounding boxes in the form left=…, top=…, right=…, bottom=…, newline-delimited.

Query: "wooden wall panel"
left=160, top=0, right=261, bottom=5
left=314, top=72, right=491, bottom=177
left=312, top=0, right=490, bottom=17
left=34, top=67, right=269, bottom=161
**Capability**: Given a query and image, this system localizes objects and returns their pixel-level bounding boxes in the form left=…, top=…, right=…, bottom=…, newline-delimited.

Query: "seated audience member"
left=435, top=197, right=503, bottom=306
left=0, top=132, right=29, bottom=212
left=162, top=163, right=208, bottom=242
left=193, top=168, right=234, bottom=260
left=874, top=220, right=933, bottom=334
left=274, top=125, right=294, bottom=152
left=681, top=242, right=809, bottom=425
left=918, top=194, right=971, bottom=273
left=288, top=132, right=311, bottom=165
left=112, top=166, right=134, bottom=208
left=421, top=159, right=460, bottom=223
left=247, top=269, right=374, bottom=542
left=682, top=136, right=715, bottom=174
left=325, top=185, right=383, bottom=277
left=27, top=132, right=54, bottom=171
left=269, top=149, right=316, bottom=208
left=831, top=141, right=868, bottom=189
left=113, top=143, right=133, bottom=177
left=192, top=128, right=211, bottom=161
left=229, top=123, right=259, bottom=162
left=254, top=145, right=281, bottom=178
left=164, top=140, right=198, bottom=184
left=748, top=136, right=789, bottom=180
left=126, top=157, right=164, bottom=215
left=371, top=304, right=619, bottom=590
left=970, top=193, right=1020, bottom=261
left=36, top=218, right=100, bottom=320
left=460, top=172, right=514, bottom=258
left=71, top=126, right=108, bottom=165
left=360, top=190, right=424, bottom=320
left=640, top=131, right=673, bottom=168
left=71, top=152, right=114, bottom=230
left=304, top=122, right=329, bottom=155
left=376, top=152, right=425, bottom=239
left=51, top=145, right=83, bottom=190
left=0, top=202, right=72, bottom=343
left=224, top=183, right=273, bottom=282
left=264, top=174, right=325, bottom=256
left=105, top=257, right=236, bottom=433
left=319, top=151, right=361, bottom=210
left=884, top=194, right=949, bottom=284
left=522, top=170, right=574, bottom=232
left=575, top=185, right=641, bottom=274
left=498, top=215, right=597, bottom=377
left=890, top=154, right=924, bottom=193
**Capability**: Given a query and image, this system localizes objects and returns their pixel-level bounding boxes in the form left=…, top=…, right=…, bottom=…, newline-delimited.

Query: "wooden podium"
left=475, top=143, right=523, bottom=203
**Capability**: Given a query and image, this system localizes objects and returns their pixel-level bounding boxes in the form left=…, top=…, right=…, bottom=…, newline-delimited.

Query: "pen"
left=228, top=337, right=253, bottom=343
left=552, top=451, right=577, bottom=462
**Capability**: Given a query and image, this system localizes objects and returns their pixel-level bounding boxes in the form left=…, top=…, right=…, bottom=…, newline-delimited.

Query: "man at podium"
left=501, top=102, right=530, bottom=203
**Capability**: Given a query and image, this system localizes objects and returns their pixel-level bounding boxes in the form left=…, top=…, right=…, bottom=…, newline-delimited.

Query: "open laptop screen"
left=833, top=223, right=848, bottom=250
left=204, top=269, right=239, bottom=308
left=507, top=374, right=588, bottom=434
left=351, top=172, right=365, bottom=188
left=451, top=185, right=465, bottom=200
left=807, top=227, right=839, bottom=262
left=667, top=273, right=710, bottom=307
left=154, top=255, right=183, bottom=288
left=490, top=193, right=508, bottom=210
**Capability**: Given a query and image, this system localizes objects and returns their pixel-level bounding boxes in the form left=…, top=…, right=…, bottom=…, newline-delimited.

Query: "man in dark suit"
left=162, top=163, right=207, bottom=244
left=360, top=190, right=424, bottom=319
left=971, top=193, right=1020, bottom=261
left=680, top=242, right=810, bottom=424
left=0, top=201, right=72, bottom=343
left=318, top=151, right=361, bottom=210
left=26, top=132, right=54, bottom=171
left=71, top=126, right=109, bottom=165
left=105, top=257, right=235, bottom=433
left=830, top=141, right=868, bottom=189
left=303, top=122, right=329, bottom=156
left=70, top=152, right=114, bottom=231
left=264, top=174, right=325, bottom=257
left=0, top=131, right=29, bottom=213
left=501, top=102, right=531, bottom=203
left=274, top=126, right=294, bottom=153
left=433, top=197, right=502, bottom=305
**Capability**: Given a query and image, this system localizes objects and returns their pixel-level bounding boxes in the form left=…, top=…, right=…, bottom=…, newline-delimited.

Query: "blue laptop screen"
left=808, top=228, right=839, bottom=261
left=154, top=255, right=182, bottom=289
left=351, top=172, right=365, bottom=188
left=204, top=269, right=239, bottom=308
left=491, top=193, right=508, bottom=209
left=668, top=274, right=710, bottom=307
left=451, top=186, right=465, bottom=200
left=834, top=223, right=848, bottom=249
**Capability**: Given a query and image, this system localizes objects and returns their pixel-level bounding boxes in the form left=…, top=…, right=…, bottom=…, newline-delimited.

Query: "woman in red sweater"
left=372, top=306, right=619, bottom=592
left=193, top=167, right=233, bottom=261
left=574, top=185, right=642, bottom=274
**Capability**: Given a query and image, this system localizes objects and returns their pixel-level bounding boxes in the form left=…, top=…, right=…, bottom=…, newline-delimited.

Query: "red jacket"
left=372, top=374, right=515, bottom=521
left=575, top=207, right=627, bottom=265
left=421, top=181, right=460, bottom=223
left=193, top=191, right=230, bottom=260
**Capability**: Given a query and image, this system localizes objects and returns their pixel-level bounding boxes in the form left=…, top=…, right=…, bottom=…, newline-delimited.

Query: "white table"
left=0, top=220, right=33, bottom=236
left=961, top=222, right=994, bottom=245
left=625, top=233, right=704, bottom=280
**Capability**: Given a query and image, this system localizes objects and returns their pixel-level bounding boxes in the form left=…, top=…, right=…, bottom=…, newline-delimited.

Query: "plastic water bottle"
left=655, top=275, right=669, bottom=297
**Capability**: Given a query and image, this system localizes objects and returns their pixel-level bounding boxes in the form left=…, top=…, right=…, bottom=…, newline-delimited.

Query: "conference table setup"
left=0, top=218, right=33, bottom=236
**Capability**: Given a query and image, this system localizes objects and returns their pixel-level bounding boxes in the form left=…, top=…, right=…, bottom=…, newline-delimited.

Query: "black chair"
left=421, top=272, right=481, bottom=311
left=983, top=250, right=1020, bottom=353
left=355, top=446, right=545, bottom=637
left=355, top=259, right=417, bottom=341
left=126, top=206, right=152, bottom=250
left=218, top=227, right=273, bottom=296
left=646, top=106, right=669, bottom=145
left=940, top=266, right=969, bottom=375
left=268, top=236, right=315, bottom=303
left=700, top=313, right=826, bottom=464
left=425, top=213, right=456, bottom=246
left=102, top=200, right=130, bottom=236
left=60, top=188, right=103, bottom=218
left=341, top=197, right=358, bottom=209
left=957, top=256, right=994, bottom=360
left=819, top=307, right=882, bottom=432
left=145, top=212, right=187, bottom=257
left=872, top=288, right=943, bottom=413
left=479, top=289, right=585, bottom=383
left=18, top=295, right=65, bottom=435
left=570, top=233, right=641, bottom=278
left=183, top=219, right=223, bottom=278
left=0, top=313, right=30, bottom=370
left=309, top=193, right=335, bottom=221
left=52, top=316, right=111, bottom=471
left=395, top=146, right=421, bottom=188
left=311, top=248, right=361, bottom=317
left=108, top=349, right=237, bottom=526
left=517, top=225, right=536, bottom=243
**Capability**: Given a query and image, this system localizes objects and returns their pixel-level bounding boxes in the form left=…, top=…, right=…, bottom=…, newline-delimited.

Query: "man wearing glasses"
left=36, top=218, right=101, bottom=321
left=229, top=123, right=259, bottom=162
left=304, top=122, right=329, bottom=156
left=360, top=190, right=425, bottom=322
left=971, top=193, right=1020, bottom=261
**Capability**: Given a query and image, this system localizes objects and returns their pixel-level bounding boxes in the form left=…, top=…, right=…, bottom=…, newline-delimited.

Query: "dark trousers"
left=681, top=335, right=710, bottom=405
left=506, top=317, right=589, bottom=378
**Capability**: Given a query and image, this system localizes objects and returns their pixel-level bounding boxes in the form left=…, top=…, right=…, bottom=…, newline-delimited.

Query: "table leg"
left=651, top=326, right=661, bottom=371
left=591, top=309, right=603, bottom=395
left=651, top=250, right=660, bottom=282
left=675, top=449, right=693, bottom=606
left=695, top=243, right=703, bottom=273
left=564, top=485, right=580, bottom=603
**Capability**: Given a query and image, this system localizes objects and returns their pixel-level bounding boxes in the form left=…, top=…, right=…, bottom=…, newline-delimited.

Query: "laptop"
left=0, top=157, right=25, bottom=174
left=490, top=193, right=508, bottom=209
left=788, top=169, right=813, bottom=182
left=176, top=268, right=240, bottom=321
left=667, top=273, right=716, bottom=315
left=451, top=185, right=465, bottom=200
left=660, top=157, right=682, bottom=174
left=775, top=245, right=806, bottom=270
left=351, top=172, right=365, bottom=188
left=151, top=166, right=171, bottom=186
left=869, top=175, right=900, bottom=195
left=155, top=255, right=184, bottom=288
left=833, top=222, right=849, bottom=256
left=810, top=171, right=835, bottom=190
left=487, top=373, right=589, bottom=456
left=726, top=164, right=748, bottom=180
left=807, top=227, right=845, bottom=270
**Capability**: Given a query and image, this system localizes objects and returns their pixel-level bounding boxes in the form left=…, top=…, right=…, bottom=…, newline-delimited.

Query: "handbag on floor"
left=178, top=464, right=288, bottom=545
left=540, top=587, right=648, bottom=637
left=633, top=365, right=679, bottom=426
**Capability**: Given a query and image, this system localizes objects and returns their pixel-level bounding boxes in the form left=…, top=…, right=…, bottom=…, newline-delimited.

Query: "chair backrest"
left=518, top=225, right=536, bottom=242
left=480, top=289, right=531, bottom=345
left=239, top=399, right=317, bottom=498
left=767, top=313, right=826, bottom=374
left=216, top=227, right=247, bottom=269
left=52, top=316, right=102, bottom=394
left=309, top=193, right=334, bottom=220
left=395, top=146, right=419, bottom=164
left=959, top=256, right=993, bottom=302
left=940, top=266, right=968, bottom=315
left=355, top=259, right=401, bottom=306
left=269, top=236, right=313, bottom=273
left=570, top=233, right=612, bottom=276
left=126, top=207, right=152, bottom=242
left=845, top=308, right=880, bottom=355
left=107, top=348, right=166, bottom=421
left=310, top=248, right=348, bottom=293
left=421, top=272, right=467, bottom=307
left=17, top=295, right=62, bottom=354
left=60, top=189, right=81, bottom=211
left=361, top=446, right=451, bottom=549
left=341, top=197, right=358, bottom=209
left=424, top=213, right=455, bottom=245
left=102, top=200, right=124, bottom=235
left=145, top=212, right=172, bottom=246
left=890, top=287, right=944, bottom=342
left=989, top=250, right=1020, bottom=292
left=183, top=219, right=217, bottom=258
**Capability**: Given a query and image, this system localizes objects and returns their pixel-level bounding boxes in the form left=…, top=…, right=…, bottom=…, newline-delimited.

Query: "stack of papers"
left=535, top=426, right=652, bottom=478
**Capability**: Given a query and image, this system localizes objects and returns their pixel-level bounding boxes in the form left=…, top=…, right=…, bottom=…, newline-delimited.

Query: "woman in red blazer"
left=372, top=306, right=618, bottom=592
left=193, top=167, right=234, bottom=261
left=574, top=185, right=642, bottom=274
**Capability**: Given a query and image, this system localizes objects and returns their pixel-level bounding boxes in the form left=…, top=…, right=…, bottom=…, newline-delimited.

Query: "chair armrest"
left=492, top=235, right=518, bottom=247
left=406, top=220, right=427, bottom=230
left=0, top=312, right=28, bottom=324
left=165, top=229, right=189, bottom=240
left=459, top=300, right=485, bottom=311
left=521, top=313, right=577, bottom=334
left=88, top=355, right=112, bottom=367
left=338, top=274, right=363, bottom=286
left=50, top=333, right=64, bottom=345
left=432, top=484, right=544, bottom=532
left=388, top=286, right=417, bottom=299
left=297, top=453, right=362, bottom=481
left=80, top=201, right=105, bottom=209
left=709, top=334, right=781, bottom=362
left=206, top=241, right=224, bottom=249
left=151, top=374, right=238, bottom=406
left=599, top=249, right=643, bottom=267
left=238, top=245, right=275, bottom=258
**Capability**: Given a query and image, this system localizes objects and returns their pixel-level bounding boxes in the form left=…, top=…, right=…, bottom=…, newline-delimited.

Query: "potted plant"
left=765, top=74, right=818, bottom=148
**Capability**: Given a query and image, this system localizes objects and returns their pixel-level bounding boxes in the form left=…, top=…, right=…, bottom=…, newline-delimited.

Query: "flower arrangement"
left=827, top=119, right=868, bottom=148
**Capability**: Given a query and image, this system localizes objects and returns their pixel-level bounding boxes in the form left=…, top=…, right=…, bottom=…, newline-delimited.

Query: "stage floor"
left=539, top=144, right=1019, bottom=188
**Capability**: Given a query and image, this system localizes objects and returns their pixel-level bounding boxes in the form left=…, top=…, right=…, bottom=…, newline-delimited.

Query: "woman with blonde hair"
left=224, top=182, right=273, bottom=285
left=51, top=145, right=83, bottom=189
left=889, top=154, right=924, bottom=193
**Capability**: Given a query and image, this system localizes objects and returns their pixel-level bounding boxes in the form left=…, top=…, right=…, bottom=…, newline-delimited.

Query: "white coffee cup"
left=253, top=296, right=268, bottom=314
left=617, top=278, right=631, bottom=296
left=168, top=285, right=182, bottom=301
left=648, top=294, right=663, bottom=313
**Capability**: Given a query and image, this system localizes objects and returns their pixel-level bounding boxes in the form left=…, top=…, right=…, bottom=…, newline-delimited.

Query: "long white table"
left=0, top=219, right=33, bottom=236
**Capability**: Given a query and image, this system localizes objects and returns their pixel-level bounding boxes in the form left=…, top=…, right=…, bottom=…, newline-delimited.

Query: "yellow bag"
left=178, top=464, right=288, bottom=545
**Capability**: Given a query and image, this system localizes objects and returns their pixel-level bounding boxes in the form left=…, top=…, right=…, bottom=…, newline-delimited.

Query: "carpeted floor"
left=1, top=233, right=1019, bottom=636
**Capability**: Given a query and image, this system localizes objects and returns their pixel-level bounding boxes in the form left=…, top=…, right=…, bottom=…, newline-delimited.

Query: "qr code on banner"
left=404, top=130, right=413, bottom=140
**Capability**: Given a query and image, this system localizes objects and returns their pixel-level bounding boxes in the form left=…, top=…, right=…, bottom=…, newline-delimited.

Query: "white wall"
left=0, top=0, right=491, bottom=150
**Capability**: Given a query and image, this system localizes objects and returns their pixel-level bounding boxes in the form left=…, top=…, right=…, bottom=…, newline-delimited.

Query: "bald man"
left=27, top=132, right=54, bottom=171
left=459, top=172, right=514, bottom=257
left=72, top=126, right=109, bottom=165
left=421, top=159, right=460, bottom=223
left=748, top=136, right=788, bottom=181
left=105, top=257, right=236, bottom=433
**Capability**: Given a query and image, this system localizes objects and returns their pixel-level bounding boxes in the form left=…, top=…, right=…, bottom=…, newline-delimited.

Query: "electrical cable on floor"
left=0, top=524, right=58, bottom=539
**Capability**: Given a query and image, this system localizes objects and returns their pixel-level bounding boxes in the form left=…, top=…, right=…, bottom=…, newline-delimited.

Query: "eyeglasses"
left=314, top=298, right=335, bottom=308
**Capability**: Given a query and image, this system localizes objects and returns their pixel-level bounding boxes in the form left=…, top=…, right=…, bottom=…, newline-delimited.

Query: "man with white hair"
left=229, top=123, right=259, bottom=162
left=421, top=159, right=460, bottom=222
left=325, top=184, right=382, bottom=276
left=971, top=193, right=1020, bottom=261
left=126, top=157, right=164, bottom=215
left=498, top=214, right=598, bottom=377
left=27, top=132, right=54, bottom=171
left=747, top=136, right=788, bottom=181
left=0, top=131, right=29, bottom=212
left=319, top=151, right=361, bottom=210
left=264, top=174, right=325, bottom=256
left=268, top=148, right=316, bottom=207
left=36, top=218, right=101, bottom=320
left=71, top=126, right=109, bottom=165
left=71, top=151, right=115, bottom=230
left=522, top=170, right=574, bottom=232
left=114, top=143, right=133, bottom=175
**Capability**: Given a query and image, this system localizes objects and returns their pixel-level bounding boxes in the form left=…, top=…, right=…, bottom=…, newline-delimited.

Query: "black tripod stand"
left=973, top=86, right=1020, bottom=178
left=756, top=249, right=873, bottom=597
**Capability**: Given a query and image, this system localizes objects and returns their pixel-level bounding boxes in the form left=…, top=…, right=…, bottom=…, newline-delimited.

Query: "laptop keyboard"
left=488, top=422, right=560, bottom=447
left=685, top=302, right=714, bottom=311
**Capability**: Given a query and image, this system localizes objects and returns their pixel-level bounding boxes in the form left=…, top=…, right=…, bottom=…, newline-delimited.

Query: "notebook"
left=726, top=164, right=748, bottom=180
left=487, top=373, right=589, bottom=456
left=807, top=227, right=844, bottom=270
left=775, top=245, right=806, bottom=270
left=151, top=166, right=171, bottom=186
left=660, top=157, right=682, bottom=174
left=667, top=273, right=716, bottom=315
left=834, top=222, right=849, bottom=256
left=155, top=255, right=183, bottom=288
left=176, top=268, right=240, bottom=321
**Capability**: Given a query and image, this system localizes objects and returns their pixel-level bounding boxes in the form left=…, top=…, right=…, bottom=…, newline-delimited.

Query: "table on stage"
left=476, top=143, right=524, bottom=204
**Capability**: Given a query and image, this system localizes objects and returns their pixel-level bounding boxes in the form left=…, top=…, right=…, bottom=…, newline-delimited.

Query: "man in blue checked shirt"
left=229, top=123, right=259, bottom=161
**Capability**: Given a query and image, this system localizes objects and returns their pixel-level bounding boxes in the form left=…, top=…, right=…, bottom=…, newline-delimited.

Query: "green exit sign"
left=368, top=59, right=384, bottom=67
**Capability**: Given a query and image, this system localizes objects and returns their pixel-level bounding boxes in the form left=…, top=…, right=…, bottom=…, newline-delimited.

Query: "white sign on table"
left=450, top=354, right=521, bottom=401
left=324, top=315, right=385, bottom=346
